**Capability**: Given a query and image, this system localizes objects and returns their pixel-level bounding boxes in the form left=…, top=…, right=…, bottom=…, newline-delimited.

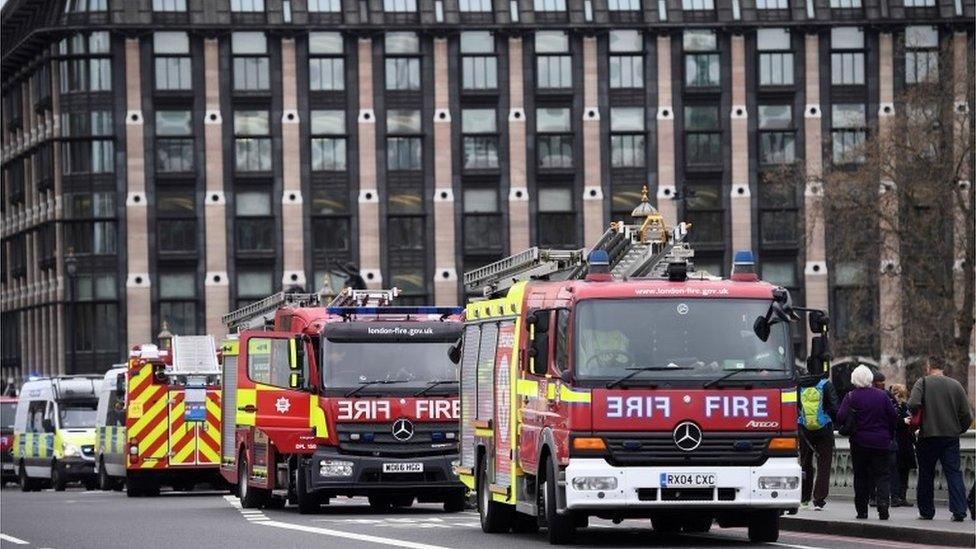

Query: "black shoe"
left=856, top=513, right=868, bottom=519
left=890, top=499, right=905, bottom=508
left=951, top=514, right=965, bottom=522
left=918, top=515, right=934, bottom=520
left=879, top=507, right=889, bottom=520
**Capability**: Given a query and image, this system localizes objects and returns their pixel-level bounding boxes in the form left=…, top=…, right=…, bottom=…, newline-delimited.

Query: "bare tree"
left=819, top=46, right=974, bottom=389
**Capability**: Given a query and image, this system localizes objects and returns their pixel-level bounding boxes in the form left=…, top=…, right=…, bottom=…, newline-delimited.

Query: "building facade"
left=1, top=0, right=973, bottom=386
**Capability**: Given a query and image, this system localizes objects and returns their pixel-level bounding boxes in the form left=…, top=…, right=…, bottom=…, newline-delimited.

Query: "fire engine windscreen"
left=574, top=299, right=791, bottom=382
left=321, top=322, right=463, bottom=392
left=58, top=402, right=98, bottom=428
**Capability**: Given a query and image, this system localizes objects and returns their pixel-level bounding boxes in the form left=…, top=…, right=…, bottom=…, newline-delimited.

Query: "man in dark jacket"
left=908, top=357, right=973, bottom=521
left=797, top=361, right=839, bottom=510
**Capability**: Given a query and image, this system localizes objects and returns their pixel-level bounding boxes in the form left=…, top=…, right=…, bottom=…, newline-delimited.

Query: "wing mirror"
left=448, top=338, right=462, bottom=365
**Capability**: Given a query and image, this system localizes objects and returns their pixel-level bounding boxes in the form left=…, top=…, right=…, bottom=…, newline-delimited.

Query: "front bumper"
left=564, top=457, right=800, bottom=510
left=58, top=456, right=96, bottom=480
left=307, top=447, right=463, bottom=497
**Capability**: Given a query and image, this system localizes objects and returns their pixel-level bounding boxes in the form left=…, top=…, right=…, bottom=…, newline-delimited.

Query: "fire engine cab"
left=219, top=288, right=467, bottom=513
left=455, top=190, right=828, bottom=544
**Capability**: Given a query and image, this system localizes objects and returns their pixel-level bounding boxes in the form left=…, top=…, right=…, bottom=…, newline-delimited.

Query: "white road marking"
left=771, top=543, right=826, bottom=549
left=0, top=533, right=29, bottom=545
left=255, top=520, right=452, bottom=549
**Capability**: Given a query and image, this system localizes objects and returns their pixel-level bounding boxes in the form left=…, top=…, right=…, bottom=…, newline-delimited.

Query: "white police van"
left=94, top=366, right=127, bottom=490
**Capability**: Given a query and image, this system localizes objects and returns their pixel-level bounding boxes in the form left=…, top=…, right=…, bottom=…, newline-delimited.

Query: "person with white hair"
left=837, top=364, right=900, bottom=520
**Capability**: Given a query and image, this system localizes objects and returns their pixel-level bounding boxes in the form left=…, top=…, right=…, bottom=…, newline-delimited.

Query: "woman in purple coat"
left=837, top=365, right=900, bottom=520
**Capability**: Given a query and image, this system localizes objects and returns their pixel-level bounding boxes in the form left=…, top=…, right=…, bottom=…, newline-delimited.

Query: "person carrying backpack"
left=797, top=360, right=839, bottom=511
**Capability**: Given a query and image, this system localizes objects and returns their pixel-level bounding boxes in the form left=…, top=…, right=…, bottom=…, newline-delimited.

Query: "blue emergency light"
left=731, top=250, right=758, bottom=281
left=326, top=306, right=464, bottom=316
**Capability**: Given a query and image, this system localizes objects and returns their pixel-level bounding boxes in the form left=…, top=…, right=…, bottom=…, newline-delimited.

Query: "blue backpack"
left=798, top=379, right=831, bottom=430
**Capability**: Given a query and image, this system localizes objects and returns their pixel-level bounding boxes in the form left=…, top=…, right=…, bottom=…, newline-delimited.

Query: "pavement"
left=1, top=485, right=971, bottom=549
left=782, top=498, right=976, bottom=547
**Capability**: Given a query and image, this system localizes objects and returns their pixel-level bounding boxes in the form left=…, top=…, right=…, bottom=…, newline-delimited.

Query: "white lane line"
left=255, top=520, right=453, bottom=549
left=770, top=543, right=825, bottom=549
left=0, top=533, right=30, bottom=545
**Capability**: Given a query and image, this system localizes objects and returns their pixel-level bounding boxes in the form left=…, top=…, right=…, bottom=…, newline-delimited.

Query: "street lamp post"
left=64, top=248, right=78, bottom=375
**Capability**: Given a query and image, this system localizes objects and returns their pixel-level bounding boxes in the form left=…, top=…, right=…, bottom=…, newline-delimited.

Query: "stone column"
left=432, top=38, right=457, bottom=305
left=729, top=34, right=751, bottom=253
left=202, top=37, right=229, bottom=339
left=876, top=32, right=903, bottom=382
left=655, top=35, right=677, bottom=225
left=508, top=37, right=530, bottom=252
left=280, top=38, right=306, bottom=292
left=802, top=33, right=829, bottom=346
left=581, top=36, right=604, bottom=246
left=356, top=38, right=382, bottom=287
left=123, top=37, right=151, bottom=346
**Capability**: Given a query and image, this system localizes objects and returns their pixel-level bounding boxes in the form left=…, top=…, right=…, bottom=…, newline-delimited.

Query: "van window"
left=27, top=401, right=50, bottom=433
left=247, top=337, right=292, bottom=388
left=105, top=383, right=125, bottom=427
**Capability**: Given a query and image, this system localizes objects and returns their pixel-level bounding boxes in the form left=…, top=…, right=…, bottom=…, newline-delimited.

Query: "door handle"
left=238, top=405, right=257, bottom=413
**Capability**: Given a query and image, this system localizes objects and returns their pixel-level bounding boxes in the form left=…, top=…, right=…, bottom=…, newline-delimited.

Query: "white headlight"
left=63, top=444, right=81, bottom=457
left=319, top=460, right=354, bottom=477
left=571, top=476, right=618, bottom=491
left=758, top=476, right=799, bottom=490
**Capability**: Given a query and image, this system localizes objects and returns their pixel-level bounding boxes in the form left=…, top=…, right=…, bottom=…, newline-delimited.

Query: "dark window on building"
left=64, top=192, right=117, bottom=256
left=58, top=32, right=111, bottom=93
left=309, top=32, right=345, bottom=91
left=156, top=110, right=194, bottom=173
left=463, top=188, right=503, bottom=258
left=158, top=272, right=197, bottom=335
left=831, top=103, right=866, bottom=164
left=384, top=0, right=417, bottom=11
left=536, top=31, right=571, bottom=90
left=608, top=0, right=640, bottom=9
left=462, top=108, right=499, bottom=170
left=758, top=104, right=795, bottom=165
left=683, top=184, right=723, bottom=245
left=610, top=107, right=645, bottom=168
left=37, top=223, right=57, bottom=269
left=756, top=0, right=788, bottom=7
left=237, top=270, right=274, bottom=308
left=33, top=62, right=52, bottom=106
left=386, top=109, right=423, bottom=171
left=757, top=28, right=793, bottom=86
left=235, top=191, right=275, bottom=254
left=5, top=83, right=23, bottom=130
left=460, top=31, right=497, bottom=91
left=609, top=30, right=643, bottom=89
left=459, top=0, right=492, bottom=11
left=831, top=261, right=876, bottom=352
left=234, top=110, right=272, bottom=172
left=758, top=176, right=799, bottom=245
left=830, top=27, right=865, bottom=86
left=537, top=187, right=576, bottom=248
left=232, top=32, right=270, bottom=91
left=65, top=0, right=108, bottom=13
left=154, top=32, right=192, bottom=90
left=309, top=0, right=341, bottom=10
left=385, top=32, right=421, bottom=91
left=156, top=189, right=197, bottom=253
left=153, top=0, right=187, bottom=11
left=904, top=26, right=939, bottom=84
left=311, top=110, right=347, bottom=171
left=537, top=107, right=572, bottom=169
left=61, top=111, right=114, bottom=175
left=73, top=275, right=119, bottom=353
left=684, top=105, right=721, bottom=167
left=684, top=30, right=719, bottom=88
left=310, top=186, right=351, bottom=254
left=231, top=0, right=265, bottom=11
left=6, top=160, right=25, bottom=204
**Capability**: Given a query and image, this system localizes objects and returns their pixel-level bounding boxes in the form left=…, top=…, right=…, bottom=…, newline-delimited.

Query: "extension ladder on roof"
left=222, top=291, right=328, bottom=332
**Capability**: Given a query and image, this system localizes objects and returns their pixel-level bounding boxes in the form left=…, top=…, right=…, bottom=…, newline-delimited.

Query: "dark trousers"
left=799, top=428, right=834, bottom=504
left=852, top=444, right=890, bottom=515
left=916, top=437, right=967, bottom=518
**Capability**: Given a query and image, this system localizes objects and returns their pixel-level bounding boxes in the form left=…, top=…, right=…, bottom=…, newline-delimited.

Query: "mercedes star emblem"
left=392, top=418, right=415, bottom=441
left=673, top=421, right=703, bottom=452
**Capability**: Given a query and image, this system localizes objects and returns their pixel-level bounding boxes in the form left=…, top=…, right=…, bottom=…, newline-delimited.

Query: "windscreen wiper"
left=344, top=379, right=409, bottom=398
left=606, top=366, right=695, bottom=389
left=702, top=367, right=773, bottom=389
left=414, top=379, right=458, bottom=397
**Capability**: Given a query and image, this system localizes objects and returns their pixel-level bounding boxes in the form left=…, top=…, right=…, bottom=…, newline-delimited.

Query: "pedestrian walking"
left=888, top=383, right=916, bottom=507
left=797, top=360, right=839, bottom=511
left=908, top=356, right=973, bottom=522
left=837, top=365, right=899, bottom=520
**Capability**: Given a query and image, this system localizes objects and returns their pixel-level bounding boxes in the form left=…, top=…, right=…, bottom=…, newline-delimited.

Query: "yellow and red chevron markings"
left=167, top=391, right=221, bottom=466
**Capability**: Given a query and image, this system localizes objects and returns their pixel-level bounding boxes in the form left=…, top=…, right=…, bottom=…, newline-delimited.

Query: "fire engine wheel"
left=477, top=460, right=512, bottom=533
left=51, top=461, right=67, bottom=492
left=747, top=511, right=780, bottom=543
left=295, top=466, right=320, bottom=514
left=541, top=457, right=575, bottom=545
left=511, top=511, right=540, bottom=534
left=238, top=453, right=269, bottom=509
left=368, top=495, right=393, bottom=511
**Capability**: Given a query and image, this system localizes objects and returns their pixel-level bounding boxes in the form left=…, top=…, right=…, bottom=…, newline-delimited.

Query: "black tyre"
left=126, top=474, right=142, bottom=497
left=295, top=465, right=320, bottom=515
left=683, top=516, right=713, bottom=533
left=541, top=457, right=574, bottom=545
left=747, top=511, right=780, bottom=543
left=443, top=490, right=467, bottom=513
left=478, top=460, right=512, bottom=533
left=651, top=514, right=680, bottom=533
left=239, top=452, right=269, bottom=509
left=511, top=511, right=540, bottom=533
left=18, top=462, right=33, bottom=492
left=97, top=459, right=112, bottom=491
left=51, top=461, right=66, bottom=492
left=368, top=495, right=393, bottom=511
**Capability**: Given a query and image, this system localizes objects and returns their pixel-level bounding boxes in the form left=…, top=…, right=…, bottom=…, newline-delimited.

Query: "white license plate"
left=660, top=472, right=716, bottom=488
left=382, top=462, right=424, bottom=473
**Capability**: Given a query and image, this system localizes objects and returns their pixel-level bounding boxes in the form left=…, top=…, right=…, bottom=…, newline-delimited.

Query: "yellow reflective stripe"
left=139, top=413, right=169, bottom=457
left=516, top=378, right=537, bottom=397
left=559, top=385, right=591, bottom=403
left=129, top=393, right=168, bottom=439
left=309, top=395, right=328, bottom=439
left=474, top=428, right=493, bottom=438
left=781, top=389, right=797, bottom=403
left=237, top=388, right=256, bottom=426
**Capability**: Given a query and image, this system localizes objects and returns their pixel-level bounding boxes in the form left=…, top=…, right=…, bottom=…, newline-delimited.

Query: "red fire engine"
left=219, top=288, right=467, bottom=513
left=455, top=192, right=829, bottom=544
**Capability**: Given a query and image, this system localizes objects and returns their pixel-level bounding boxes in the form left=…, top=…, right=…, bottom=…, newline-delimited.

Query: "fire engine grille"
left=602, top=432, right=772, bottom=466
left=337, top=422, right=458, bottom=458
